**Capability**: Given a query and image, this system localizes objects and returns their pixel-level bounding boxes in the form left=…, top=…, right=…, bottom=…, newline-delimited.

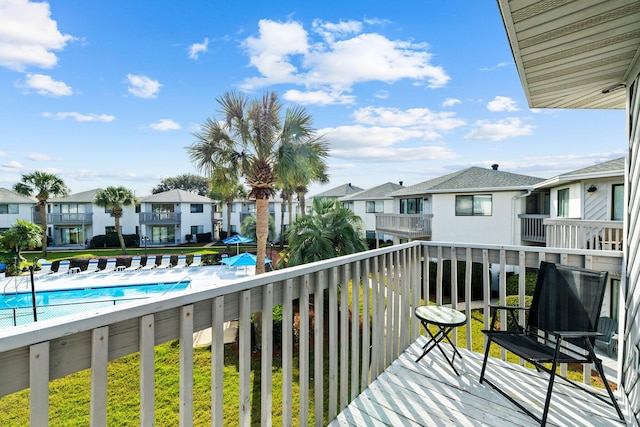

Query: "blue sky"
left=0, top=0, right=627, bottom=197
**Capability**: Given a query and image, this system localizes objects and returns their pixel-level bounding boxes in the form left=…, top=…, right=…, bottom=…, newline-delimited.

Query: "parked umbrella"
left=222, top=234, right=253, bottom=254
left=219, top=252, right=271, bottom=267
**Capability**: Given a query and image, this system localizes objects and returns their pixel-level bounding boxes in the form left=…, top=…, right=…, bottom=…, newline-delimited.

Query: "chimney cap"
left=491, top=164, right=499, bottom=170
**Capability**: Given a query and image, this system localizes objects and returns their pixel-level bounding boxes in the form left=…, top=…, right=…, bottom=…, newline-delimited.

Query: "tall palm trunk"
left=255, top=197, right=269, bottom=275
left=297, top=191, right=306, bottom=217
left=115, top=216, right=127, bottom=255
left=226, top=201, right=232, bottom=239
left=279, top=194, right=286, bottom=248
left=39, top=201, right=48, bottom=257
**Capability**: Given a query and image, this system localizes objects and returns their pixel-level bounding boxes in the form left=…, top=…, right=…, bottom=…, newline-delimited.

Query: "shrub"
left=505, top=270, right=538, bottom=296
left=91, top=233, right=139, bottom=248
left=426, top=260, right=486, bottom=302
left=195, top=232, right=212, bottom=243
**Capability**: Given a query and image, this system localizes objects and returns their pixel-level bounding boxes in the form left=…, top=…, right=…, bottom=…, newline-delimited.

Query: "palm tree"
left=241, top=214, right=276, bottom=244
left=283, top=197, right=367, bottom=267
left=188, top=91, right=328, bottom=275
left=208, top=168, right=246, bottom=240
left=94, top=186, right=137, bottom=254
left=13, top=171, right=69, bottom=257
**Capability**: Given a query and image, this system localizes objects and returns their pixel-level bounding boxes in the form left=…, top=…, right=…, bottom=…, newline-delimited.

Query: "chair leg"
left=585, top=340, right=624, bottom=421
left=541, top=343, right=562, bottom=426
left=479, top=338, right=492, bottom=383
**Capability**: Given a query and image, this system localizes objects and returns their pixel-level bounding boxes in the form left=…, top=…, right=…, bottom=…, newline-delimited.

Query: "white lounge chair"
left=78, top=259, right=100, bottom=274
left=157, top=255, right=172, bottom=269
left=188, top=254, right=202, bottom=267
left=124, top=256, right=142, bottom=271
left=174, top=255, right=187, bottom=268
left=97, top=259, right=117, bottom=273
left=48, top=260, right=71, bottom=277
left=139, top=257, right=157, bottom=270
left=36, top=259, right=52, bottom=276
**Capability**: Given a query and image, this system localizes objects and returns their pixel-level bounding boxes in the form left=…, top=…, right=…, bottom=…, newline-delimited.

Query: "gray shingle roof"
left=139, top=189, right=214, bottom=203
left=392, top=167, right=544, bottom=196
left=0, top=187, right=36, bottom=204
left=50, top=189, right=102, bottom=203
left=312, top=183, right=364, bottom=198
left=341, top=182, right=405, bottom=201
left=560, top=157, right=625, bottom=178
left=534, top=157, right=625, bottom=189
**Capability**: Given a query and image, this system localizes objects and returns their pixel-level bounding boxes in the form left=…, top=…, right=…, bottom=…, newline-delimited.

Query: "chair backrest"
left=597, top=317, right=617, bottom=340
left=528, top=261, right=608, bottom=347
left=56, top=260, right=70, bottom=274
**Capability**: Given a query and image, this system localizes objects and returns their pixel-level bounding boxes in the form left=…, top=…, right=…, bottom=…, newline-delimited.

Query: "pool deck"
left=1, top=265, right=250, bottom=294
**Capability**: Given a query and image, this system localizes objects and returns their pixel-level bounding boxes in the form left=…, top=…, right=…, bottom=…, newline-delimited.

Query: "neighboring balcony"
left=138, top=212, right=182, bottom=224
left=544, top=218, right=623, bottom=251
left=239, top=210, right=275, bottom=225
left=33, top=212, right=93, bottom=225
left=375, top=213, right=433, bottom=239
left=518, top=213, right=549, bottom=243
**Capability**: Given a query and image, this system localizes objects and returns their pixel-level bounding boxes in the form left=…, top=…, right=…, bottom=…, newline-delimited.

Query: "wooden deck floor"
left=329, top=337, right=625, bottom=426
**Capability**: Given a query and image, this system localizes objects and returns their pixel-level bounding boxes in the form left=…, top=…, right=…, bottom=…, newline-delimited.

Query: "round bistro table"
left=414, top=305, right=467, bottom=375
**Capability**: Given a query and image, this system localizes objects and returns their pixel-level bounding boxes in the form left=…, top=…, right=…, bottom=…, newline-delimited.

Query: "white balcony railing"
left=544, top=218, right=623, bottom=251
left=375, top=213, right=433, bottom=239
left=518, top=213, right=548, bottom=243
left=0, top=242, right=624, bottom=425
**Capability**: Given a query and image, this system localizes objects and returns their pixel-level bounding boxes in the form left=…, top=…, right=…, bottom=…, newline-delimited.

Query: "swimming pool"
left=0, top=281, right=190, bottom=328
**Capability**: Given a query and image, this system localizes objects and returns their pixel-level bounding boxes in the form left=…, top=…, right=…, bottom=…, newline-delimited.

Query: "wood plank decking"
left=329, top=337, right=625, bottom=426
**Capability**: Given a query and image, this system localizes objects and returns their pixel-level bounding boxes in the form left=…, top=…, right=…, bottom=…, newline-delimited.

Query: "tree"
left=13, top=171, right=69, bottom=257
left=188, top=91, right=328, bottom=275
left=208, top=168, right=246, bottom=239
left=94, top=186, right=137, bottom=254
left=241, top=214, right=276, bottom=244
left=151, top=173, right=209, bottom=196
left=0, top=220, right=42, bottom=276
left=282, top=197, right=367, bottom=267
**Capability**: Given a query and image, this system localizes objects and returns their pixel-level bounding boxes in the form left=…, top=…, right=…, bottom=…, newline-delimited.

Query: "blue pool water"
left=0, top=281, right=190, bottom=327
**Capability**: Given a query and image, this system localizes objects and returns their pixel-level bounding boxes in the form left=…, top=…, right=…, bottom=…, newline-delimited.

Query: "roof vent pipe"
left=491, top=164, right=499, bottom=170
left=399, top=181, right=403, bottom=186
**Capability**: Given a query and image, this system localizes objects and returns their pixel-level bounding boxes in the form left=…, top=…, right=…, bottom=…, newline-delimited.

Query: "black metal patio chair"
left=479, top=261, right=623, bottom=426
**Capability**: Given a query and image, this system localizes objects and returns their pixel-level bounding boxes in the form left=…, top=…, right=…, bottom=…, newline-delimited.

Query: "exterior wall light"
left=587, top=184, right=597, bottom=193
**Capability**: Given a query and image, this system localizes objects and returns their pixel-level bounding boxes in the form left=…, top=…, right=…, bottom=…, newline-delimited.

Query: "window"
left=152, top=203, right=174, bottom=213
left=0, top=204, right=18, bottom=214
left=230, top=204, right=237, bottom=213
left=342, top=201, right=354, bottom=210
left=191, top=225, right=204, bottom=234
left=366, top=201, right=384, bottom=213
left=557, top=188, right=569, bottom=217
left=455, top=195, right=492, bottom=216
left=230, top=225, right=237, bottom=233
left=366, top=230, right=376, bottom=240
left=612, top=184, right=624, bottom=221
left=190, top=203, right=204, bottom=213
left=135, top=204, right=141, bottom=213
left=400, top=198, right=422, bottom=214
left=61, top=204, right=85, bottom=214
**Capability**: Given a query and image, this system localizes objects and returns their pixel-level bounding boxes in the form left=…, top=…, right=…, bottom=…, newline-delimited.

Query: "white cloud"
left=149, top=119, right=181, bottom=131
left=487, top=96, right=518, bottom=112
left=0, top=151, right=7, bottom=158
left=188, top=38, right=209, bottom=59
left=312, top=19, right=362, bottom=43
left=21, top=73, right=73, bottom=96
left=442, top=98, right=461, bottom=107
left=480, top=61, right=511, bottom=71
left=331, top=145, right=460, bottom=162
left=283, top=89, right=355, bottom=105
left=353, top=106, right=465, bottom=132
left=42, top=111, right=115, bottom=122
left=0, top=0, right=74, bottom=71
left=2, top=160, right=22, bottom=169
left=464, top=118, right=533, bottom=141
left=127, top=74, right=162, bottom=98
left=240, top=19, right=450, bottom=99
left=26, top=152, right=53, bottom=161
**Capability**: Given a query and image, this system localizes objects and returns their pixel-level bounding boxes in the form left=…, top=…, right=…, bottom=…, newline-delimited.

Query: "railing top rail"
left=543, top=218, right=623, bottom=226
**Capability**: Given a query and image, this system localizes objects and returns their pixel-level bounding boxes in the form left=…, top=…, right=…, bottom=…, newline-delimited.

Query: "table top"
left=415, top=305, right=466, bottom=327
